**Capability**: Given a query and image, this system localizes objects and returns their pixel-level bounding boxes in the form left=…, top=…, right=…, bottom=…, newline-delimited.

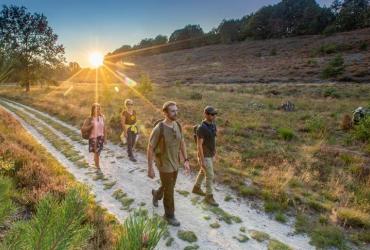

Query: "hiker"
left=82, top=103, right=107, bottom=170
left=147, top=101, right=190, bottom=226
left=192, top=106, right=219, bottom=206
left=121, top=99, right=138, bottom=162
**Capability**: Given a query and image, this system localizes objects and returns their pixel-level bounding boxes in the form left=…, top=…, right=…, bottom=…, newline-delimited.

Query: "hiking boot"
left=204, top=194, right=219, bottom=207
left=129, top=156, right=137, bottom=162
left=152, top=189, right=159, bottom=207
left=192, top=185, right=206, bottom=196
left=163, top=215, right=180, bottom=227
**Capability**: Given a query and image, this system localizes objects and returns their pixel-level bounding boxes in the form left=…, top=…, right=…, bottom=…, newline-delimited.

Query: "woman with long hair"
left=86, top=103, right=107, bottom=169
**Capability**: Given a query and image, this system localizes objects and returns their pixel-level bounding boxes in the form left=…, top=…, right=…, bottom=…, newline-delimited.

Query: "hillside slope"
left=121, top=28, right=370, bottom=84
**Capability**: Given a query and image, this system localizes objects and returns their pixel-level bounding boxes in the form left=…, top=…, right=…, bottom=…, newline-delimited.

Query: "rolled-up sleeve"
left=149, top=124, right=160, bottom=147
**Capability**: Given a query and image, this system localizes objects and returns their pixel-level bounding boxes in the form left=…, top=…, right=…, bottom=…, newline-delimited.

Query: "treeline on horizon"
left=108, top=0, right=370, bottom=57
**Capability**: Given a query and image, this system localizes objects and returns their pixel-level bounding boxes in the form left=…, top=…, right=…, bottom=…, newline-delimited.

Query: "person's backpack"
left=352, top=107, right=369, bottom=125
left=81, top=117, right=93, bottom=140
left=152, top=119, right=182, bottom=167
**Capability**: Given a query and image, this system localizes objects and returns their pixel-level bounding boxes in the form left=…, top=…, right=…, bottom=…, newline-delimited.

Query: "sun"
left=89, top=51, right=104, bottom=68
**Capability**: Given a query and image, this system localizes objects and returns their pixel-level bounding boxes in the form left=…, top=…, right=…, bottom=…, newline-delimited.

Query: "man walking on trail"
left=147, top=101, right=190, bottom=226
left=192, top=106, right=219, bottom=207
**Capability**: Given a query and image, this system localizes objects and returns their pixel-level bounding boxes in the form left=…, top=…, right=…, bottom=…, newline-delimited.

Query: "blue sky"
left=2, top=0, right=334, bottom=66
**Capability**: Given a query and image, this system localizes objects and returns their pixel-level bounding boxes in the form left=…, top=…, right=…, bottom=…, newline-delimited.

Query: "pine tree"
left=2, top=188, right=93, bottom=250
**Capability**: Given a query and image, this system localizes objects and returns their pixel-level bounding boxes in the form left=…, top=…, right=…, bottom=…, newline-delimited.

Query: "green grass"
left=275, top=212, right=287, bottom=223
left=249, top=230, right=270, bottom=242
left=310, top=225, right=347, bottom=250
left=0, top=101, right=90, bottom=169
left=233, top=234, right=249, bottom=243
left=2, top=82, right=370, bottom=247
left=115, top=209, right=167, bottom=250
left=103, top=181, right=116, bottom=190
left=165, top=237, right=174, bottom=247
left=337, top=207, right=370, bottom=229
left=268, top=239, right=292, bottom=250
left=277, top=127, right=295, bottom=141
left=224, top=194, right=233, bottom=202
left=207, top=206, right=242, bottom=224
left=176, top=189, right=190, bottom=197
left=209, top=222, right=221, bottom=228
left=184, top=244, right=200, bottom=250
left=177, top=230, right=197, bottom=243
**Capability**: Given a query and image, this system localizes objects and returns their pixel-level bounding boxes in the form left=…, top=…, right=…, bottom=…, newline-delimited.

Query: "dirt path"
left=0, top=98, right=314, bottom=250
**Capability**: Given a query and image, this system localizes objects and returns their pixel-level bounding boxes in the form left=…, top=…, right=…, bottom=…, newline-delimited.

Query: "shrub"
left=277, top=127, right=295, bottom=141
left=115, top=209, right=167, bottom=250
left=2, top=188, right=93, bottom=250
left=136, top=74, right=153, bottom=94
left=321, top=55, right=345, bottom=79
left=352, top=116, right=370, bottom=142
left=310, top=225, right=347, bottom=250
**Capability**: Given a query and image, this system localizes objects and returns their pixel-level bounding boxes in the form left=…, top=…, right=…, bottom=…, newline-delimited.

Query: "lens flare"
left=89, top=52, right=104, bottom=68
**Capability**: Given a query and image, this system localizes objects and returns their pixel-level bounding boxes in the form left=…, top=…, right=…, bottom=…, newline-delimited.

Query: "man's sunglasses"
left=206, top=113, right=216, bottom=116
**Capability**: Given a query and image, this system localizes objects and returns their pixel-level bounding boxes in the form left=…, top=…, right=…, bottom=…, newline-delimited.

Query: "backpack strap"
left=153, top=121, right=165, bottom=168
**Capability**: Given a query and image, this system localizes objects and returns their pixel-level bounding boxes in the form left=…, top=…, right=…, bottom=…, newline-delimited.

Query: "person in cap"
left=192, top=106, right=219, bottom=206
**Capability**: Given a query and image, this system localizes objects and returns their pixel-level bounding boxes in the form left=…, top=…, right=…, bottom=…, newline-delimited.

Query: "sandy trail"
left=0, top=98, right=313, bottom=250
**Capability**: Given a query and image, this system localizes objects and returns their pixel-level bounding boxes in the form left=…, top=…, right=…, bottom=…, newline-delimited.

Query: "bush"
left=310, top=225, right=347, bottom=250
left=115, top=209, right=167, bottom=250
left=2, top=188, right=93, bottom=250
left=136, top=74, right=153, bottom=94
left=321, top=55, right=345, bottom=79
left=277, top=127, right=295, bottom=141
left=352, top=116, right=370, bottom=142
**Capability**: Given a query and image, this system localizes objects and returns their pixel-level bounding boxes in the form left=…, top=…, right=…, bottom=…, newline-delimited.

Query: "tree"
left=0, top=56, right=13, bottom=83
left=169, top=24, right=204, bottom=42
left=0, top=5, right=65, bottom=91
left=334, top=0, right=369, bottom=31
left=217, top=19, right=243, bottom=44
left=241, top=0, right=335, bottom=39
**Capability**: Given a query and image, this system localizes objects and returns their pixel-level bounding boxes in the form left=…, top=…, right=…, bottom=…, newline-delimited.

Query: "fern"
left=2, top=188, right=93, bottom=250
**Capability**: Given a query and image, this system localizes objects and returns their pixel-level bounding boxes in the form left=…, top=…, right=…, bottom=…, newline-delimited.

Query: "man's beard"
left=169, top=115, right=177, bottom=121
